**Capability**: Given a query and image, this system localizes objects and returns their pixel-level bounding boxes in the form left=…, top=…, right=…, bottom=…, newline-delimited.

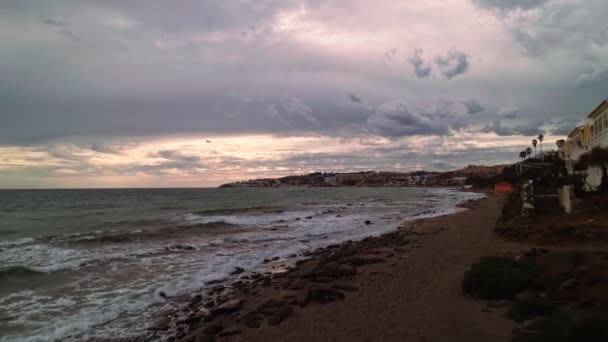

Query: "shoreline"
left=142, top=191, right=515, bottom=342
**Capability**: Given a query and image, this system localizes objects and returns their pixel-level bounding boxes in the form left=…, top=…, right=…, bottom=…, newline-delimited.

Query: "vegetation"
left=515, top=311, right=608, bottom=342
left=508, top=298, right=557, bottom=322
left=462, top=257, right=542, bottom=300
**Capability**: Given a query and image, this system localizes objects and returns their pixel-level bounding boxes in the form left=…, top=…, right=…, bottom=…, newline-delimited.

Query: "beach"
left=158, top=194, right=524, bottom=342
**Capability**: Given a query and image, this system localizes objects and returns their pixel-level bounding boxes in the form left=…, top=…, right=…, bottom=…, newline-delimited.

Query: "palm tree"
left=532, top=139, right=538, bottom=157
left=519, top=151, right=527, bottom=161
left=538, top=134, right=544, bottom=155
left=526, top=147, right=533, bottom=159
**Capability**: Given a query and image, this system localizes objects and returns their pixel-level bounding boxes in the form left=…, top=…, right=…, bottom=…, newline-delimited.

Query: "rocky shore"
left=139, top=194, right=515, bottom=342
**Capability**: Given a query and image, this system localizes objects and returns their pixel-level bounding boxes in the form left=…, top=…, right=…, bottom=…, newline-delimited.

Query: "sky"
left=1, top=0, right=607, bottom=188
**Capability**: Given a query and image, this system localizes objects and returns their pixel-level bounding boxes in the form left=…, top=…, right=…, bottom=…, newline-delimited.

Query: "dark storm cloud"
left=436, top=51, right=470, bottom=79
left=408, top=49, right=432, bottom=79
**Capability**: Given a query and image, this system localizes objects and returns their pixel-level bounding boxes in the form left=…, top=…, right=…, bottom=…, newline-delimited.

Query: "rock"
left=267, top=306, right=293, bottom=326
left=331, top=281, right=358, bottom=292
left=305, top=216, right=312, bottom=220
left=210, top=299, right=244, bottom=316
left=195, top=334, right=215, bottom=342
left=239, top=312, right=265, bottom=328
left=343, top=257, right=384, bottom=266
left=289, top=279, right=307, bottom=290
left=203, top=323, right=223, bottom=335
left=365, top=220, right=372, bottom=225
left=559, top=278, right=577, bottom=292
left=218, top=328, right=242, bottom=337
left=230, top=267, right=245, bottom=275
left=515, top=290, right=537, bottom=301
left=302, top=284, right=345, bottom=305
left=336, top=214, right=342, bottom=217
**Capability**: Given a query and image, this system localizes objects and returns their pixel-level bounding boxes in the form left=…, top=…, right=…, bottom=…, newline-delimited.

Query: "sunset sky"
left=1, top=0, right=607, bottom=188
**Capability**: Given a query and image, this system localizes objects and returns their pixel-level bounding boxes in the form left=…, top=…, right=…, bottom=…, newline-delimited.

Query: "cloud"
left=263, top=96, right=319, bottom=128
left=436, top=51, right=470, bottom=79
left=480, top=120, right=544, bottom=136
left=44, top=18, right=65, bottom=27
left=43, top=17, right=80, bottom=43
left=472, top=0, right=548, bottom=12
left=348, top=93, right=363, bottom=104
left=1, top=0, right=606, bottom=187
left=497, top=106, right=519, bottom=119
left=576, top=66, right=608, bottom=88
left=463, top=100, right=484, bottom=114
left=367, top=101, right=449, bottom=137
left=156, top=150, right=200, bottom=163
left=408, top=49, right=432, bottom=79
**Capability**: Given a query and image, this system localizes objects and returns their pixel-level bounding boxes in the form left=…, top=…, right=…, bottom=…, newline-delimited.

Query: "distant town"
left=219, top=165, right=507, bottom=188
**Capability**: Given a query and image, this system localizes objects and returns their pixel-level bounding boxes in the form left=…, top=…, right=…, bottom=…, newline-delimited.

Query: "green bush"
left=463, top=257, right=542, bottom=300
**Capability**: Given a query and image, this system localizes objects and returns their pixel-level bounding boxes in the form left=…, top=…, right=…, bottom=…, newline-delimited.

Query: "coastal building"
left=561, top=98, right=608, bottom=190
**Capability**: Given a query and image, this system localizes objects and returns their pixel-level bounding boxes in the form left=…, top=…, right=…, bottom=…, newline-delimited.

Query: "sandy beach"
left=160, top=194, right=527, bottom=342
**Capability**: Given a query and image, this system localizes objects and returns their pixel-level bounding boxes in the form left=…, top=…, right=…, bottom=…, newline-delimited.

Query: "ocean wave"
left=0, top=266, right=45, bottom=279
left=193, top=205, right=283, bottom=216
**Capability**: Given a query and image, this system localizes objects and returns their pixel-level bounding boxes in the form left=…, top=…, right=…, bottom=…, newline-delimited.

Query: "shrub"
left=463, top=257, right=542, bottom=300
left=508, top=298, right=557, bottom=322
left=515, top=311, right=608, bottom=342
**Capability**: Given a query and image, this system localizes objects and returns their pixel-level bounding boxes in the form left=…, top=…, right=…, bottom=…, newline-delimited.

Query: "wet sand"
left=167, top=195, right=524, bottom=342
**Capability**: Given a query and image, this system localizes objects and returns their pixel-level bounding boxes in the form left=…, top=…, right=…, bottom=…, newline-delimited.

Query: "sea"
left=0, top=187, right=483, bottom=341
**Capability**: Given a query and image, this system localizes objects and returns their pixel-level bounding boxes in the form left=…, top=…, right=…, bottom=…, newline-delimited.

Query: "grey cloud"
left=43, top=17, right=80, bottom=43
left=472, top=0, right=548, bottom=12
left=481, top=120, right=544, bottom=136
left=367, top=101, right=449, bottom=137
left=348, top=93, right=363, bottom=104
left=44, top=18, right=64, bottom=27
left=436, top=51, right=470, bottom=79
left=497, top=106, right=519, bottom=119
left=576, top=67, right=608, bottom=88
left=463, top=100, right=484, bottom=114
left=408, top=49, right=432, bottom=79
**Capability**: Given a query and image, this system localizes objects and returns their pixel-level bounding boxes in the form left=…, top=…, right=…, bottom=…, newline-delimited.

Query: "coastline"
left=143, top=192, right=521, bottom=342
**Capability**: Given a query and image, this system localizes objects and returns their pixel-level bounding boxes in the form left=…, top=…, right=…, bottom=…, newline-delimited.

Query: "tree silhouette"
left=538, top=134, right=544, bottom=155
left=526, top=147, right=533, bottom=159
left=519, top=151, right=527, bottom=161
left=532, top=139, right=538, bottom=157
